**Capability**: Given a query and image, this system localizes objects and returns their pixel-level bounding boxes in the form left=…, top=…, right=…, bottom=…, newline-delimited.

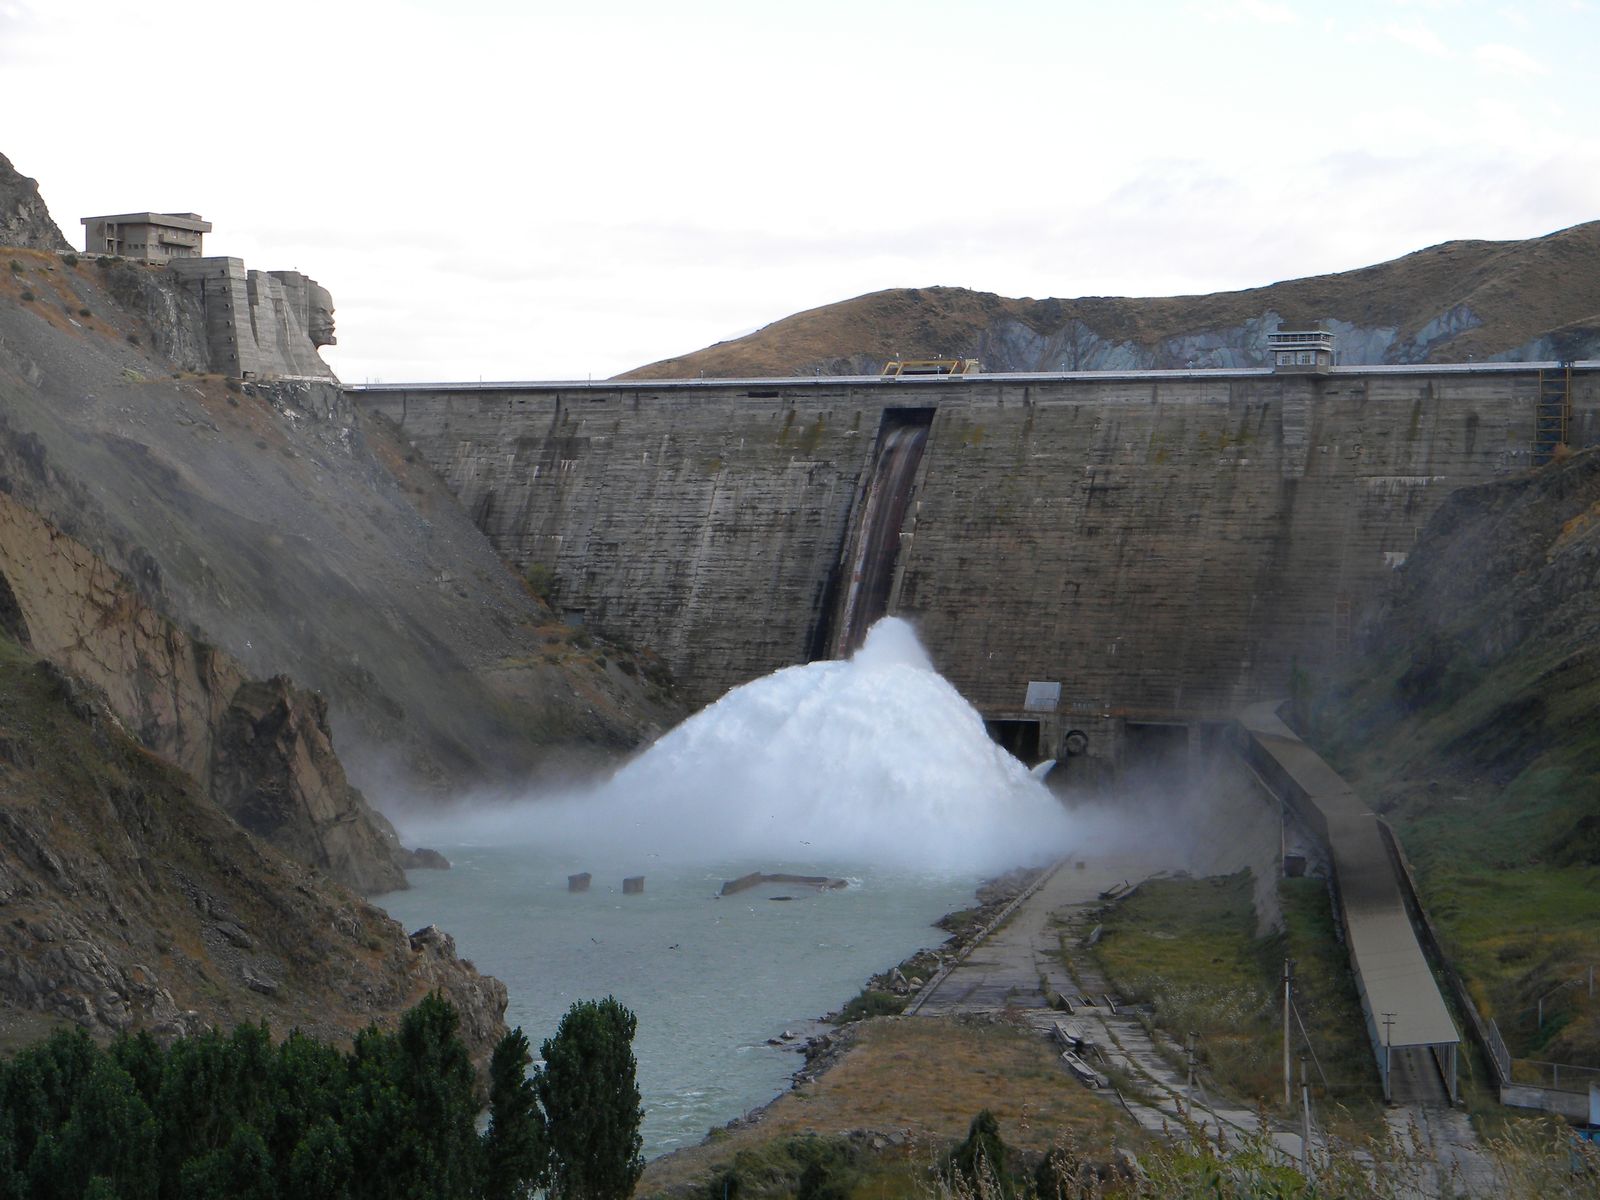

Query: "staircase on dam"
left=1535, top=364, right=1573, bottom=464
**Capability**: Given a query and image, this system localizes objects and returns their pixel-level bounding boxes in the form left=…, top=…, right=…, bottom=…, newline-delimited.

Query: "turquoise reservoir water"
left=380, top=849, right=978, bottom=1155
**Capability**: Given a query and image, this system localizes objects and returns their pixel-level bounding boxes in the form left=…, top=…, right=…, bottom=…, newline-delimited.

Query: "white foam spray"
left=407, top=618, right=1075, bottom=874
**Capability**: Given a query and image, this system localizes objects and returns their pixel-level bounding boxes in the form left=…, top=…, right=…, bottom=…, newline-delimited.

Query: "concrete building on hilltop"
left=80, top=211, right=212, bottom=262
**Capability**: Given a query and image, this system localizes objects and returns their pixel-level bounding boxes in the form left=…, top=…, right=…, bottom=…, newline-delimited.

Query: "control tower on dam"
left=350, top=359, right=1598, bottom=768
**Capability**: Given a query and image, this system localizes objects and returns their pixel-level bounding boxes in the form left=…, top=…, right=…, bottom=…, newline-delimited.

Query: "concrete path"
left=908, top=831, right=1494, bottom=1196
left=911, top=849, right=1319, bottom=1162
left=1385, top=1086, right=1497, bottom=1198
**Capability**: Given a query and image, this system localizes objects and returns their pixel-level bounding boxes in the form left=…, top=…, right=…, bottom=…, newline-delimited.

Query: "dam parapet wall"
left=352, top=363, right=1599, bottom=763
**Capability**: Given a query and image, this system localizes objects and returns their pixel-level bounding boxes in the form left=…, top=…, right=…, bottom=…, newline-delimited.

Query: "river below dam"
left=383, top=619, right=1074, bottom=1155
left=380, top=848, right=979, bottom=1155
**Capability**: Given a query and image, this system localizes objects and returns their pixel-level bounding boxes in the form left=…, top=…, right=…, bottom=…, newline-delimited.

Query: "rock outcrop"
left=0, top=490, right=408, bottom=895
left=0, top=627, right=506, bottom=1060
left=1326, top=446, right=1600, bottom=804
left=0, top=154, right=69, bottom=252
left=213, top=677, right=410, bottom=895
left=622, top=220, right=1600, bottom=378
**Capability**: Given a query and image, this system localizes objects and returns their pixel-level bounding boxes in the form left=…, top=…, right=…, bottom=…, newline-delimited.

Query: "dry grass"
left=641, top=1015, right=1137, bottom=1196
left=619, top=220, right=1600, bottom=378
left=1, top=249, right=106, bottom=339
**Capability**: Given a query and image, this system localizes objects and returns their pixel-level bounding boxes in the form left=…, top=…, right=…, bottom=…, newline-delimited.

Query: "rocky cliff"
left=0, top=155, right=68, bottom=253
left=0, top=620, right=505, bottom=1059
left=0, top=493, right=409, bottom=895
left=0, top=245, right=676, bottom=802
left=623, top=220, right=1600, bottom=378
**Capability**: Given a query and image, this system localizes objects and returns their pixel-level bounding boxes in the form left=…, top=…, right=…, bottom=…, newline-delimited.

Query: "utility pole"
left=1300, top=1055, right=1313, bottom=1181
left=1186, top=1030, right=1197, bottom=1109
left=1283, top=959, right=1294, bottom=1108
left=1381, top=1012, right=1396, bottom=1103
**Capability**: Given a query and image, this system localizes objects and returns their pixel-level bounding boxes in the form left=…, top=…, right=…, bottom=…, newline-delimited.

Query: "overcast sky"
left=3, top=0, right=1597, bottom=382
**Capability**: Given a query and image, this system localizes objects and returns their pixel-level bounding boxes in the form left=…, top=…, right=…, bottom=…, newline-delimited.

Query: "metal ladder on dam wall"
left=1534, top=364, right=1573, bottom=465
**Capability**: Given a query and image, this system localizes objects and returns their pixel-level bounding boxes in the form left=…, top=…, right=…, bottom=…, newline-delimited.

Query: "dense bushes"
left=0, top=993, right=643, bottom=1200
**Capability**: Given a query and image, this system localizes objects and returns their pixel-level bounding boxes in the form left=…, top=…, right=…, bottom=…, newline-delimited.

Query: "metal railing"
left=1484, top=1018, right=1513, bottom=1084
left=1508, top=1058, right=1600, bottom=1095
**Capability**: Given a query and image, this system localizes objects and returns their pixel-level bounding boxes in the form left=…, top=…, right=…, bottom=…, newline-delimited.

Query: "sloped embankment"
left=0, top=245, right=678, bottom=800
left=1311, top=447, right=1600, bottom=1063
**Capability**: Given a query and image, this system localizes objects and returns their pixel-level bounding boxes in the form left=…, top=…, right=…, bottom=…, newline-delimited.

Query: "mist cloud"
left=401, top=619, right=1075, bottom=875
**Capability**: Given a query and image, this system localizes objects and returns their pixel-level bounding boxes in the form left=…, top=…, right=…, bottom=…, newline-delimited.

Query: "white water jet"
left=414, top=618, right=1075, bottom=873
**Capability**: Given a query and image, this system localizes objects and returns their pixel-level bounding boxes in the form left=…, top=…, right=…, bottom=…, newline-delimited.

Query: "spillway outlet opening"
left=984, top=718, right=1042, bottom=765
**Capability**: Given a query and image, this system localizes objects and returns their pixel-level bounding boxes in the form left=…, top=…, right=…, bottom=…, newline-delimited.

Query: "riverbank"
left=637, top=866, right=1123, bottom=1197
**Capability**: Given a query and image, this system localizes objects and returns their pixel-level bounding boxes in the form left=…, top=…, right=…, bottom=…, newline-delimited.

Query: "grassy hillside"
left=1089, top=872, right=1380, bottom=1120
left=1308, top=448, right=1600, bottom=1064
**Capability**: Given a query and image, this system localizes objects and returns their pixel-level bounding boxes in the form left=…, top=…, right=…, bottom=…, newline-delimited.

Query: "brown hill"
left=621, top=220, right=1600, bottom=378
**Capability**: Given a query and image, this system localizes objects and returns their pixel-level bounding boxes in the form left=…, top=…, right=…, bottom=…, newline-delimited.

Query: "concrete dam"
left=352, top=360, right=1597, bottom=767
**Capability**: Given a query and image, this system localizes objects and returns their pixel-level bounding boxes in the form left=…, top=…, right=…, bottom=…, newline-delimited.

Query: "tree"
left=946, top=1110, right=1011, bottom=1198
left=482, top=1028, right=546, bottom=1200
left=285, top=1118, right=353, bottom=1200
left=267, top=1030, right=346, bottom=1182
left=536, top=997, right=644, bottom=1200
left=178, top=1124, right=275, bottom=1200
left=46, top=1055, right=158, bottom=1200
left=343, top=993, right=480, bottom=1200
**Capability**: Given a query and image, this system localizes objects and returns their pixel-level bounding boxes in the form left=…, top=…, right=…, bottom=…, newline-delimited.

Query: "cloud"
left=1382, top=20, right=1453, bottom=56
left=1473, top=42, right=1547, bottom=76
left=1189, top=0, right=1299, bottom=23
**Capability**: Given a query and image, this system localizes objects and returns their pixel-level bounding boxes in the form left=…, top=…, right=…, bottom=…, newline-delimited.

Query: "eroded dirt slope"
left=0, top=248, right=678, bottom=803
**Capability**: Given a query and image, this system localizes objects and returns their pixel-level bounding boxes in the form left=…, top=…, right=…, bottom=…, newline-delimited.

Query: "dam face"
left=353, top=364, right=1598, bottom=764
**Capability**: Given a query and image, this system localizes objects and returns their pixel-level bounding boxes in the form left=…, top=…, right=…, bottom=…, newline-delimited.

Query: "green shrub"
left=836, top=989, right=906, bottom=1023
left=523, top=562, right=558, bottom=601
left=943, top=1110, right=1012, bottom=1198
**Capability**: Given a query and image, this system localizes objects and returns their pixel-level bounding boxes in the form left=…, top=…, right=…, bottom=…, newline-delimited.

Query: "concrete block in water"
left=623, top=876, right=645, bottom=894
left=568, top=872, right=591, bottom=893
left=720, top=872, right=848, bottom=896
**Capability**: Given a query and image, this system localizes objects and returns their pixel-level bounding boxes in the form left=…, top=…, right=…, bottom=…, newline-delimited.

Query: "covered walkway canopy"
left=1239, top=703, right=1460, bottom=1102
